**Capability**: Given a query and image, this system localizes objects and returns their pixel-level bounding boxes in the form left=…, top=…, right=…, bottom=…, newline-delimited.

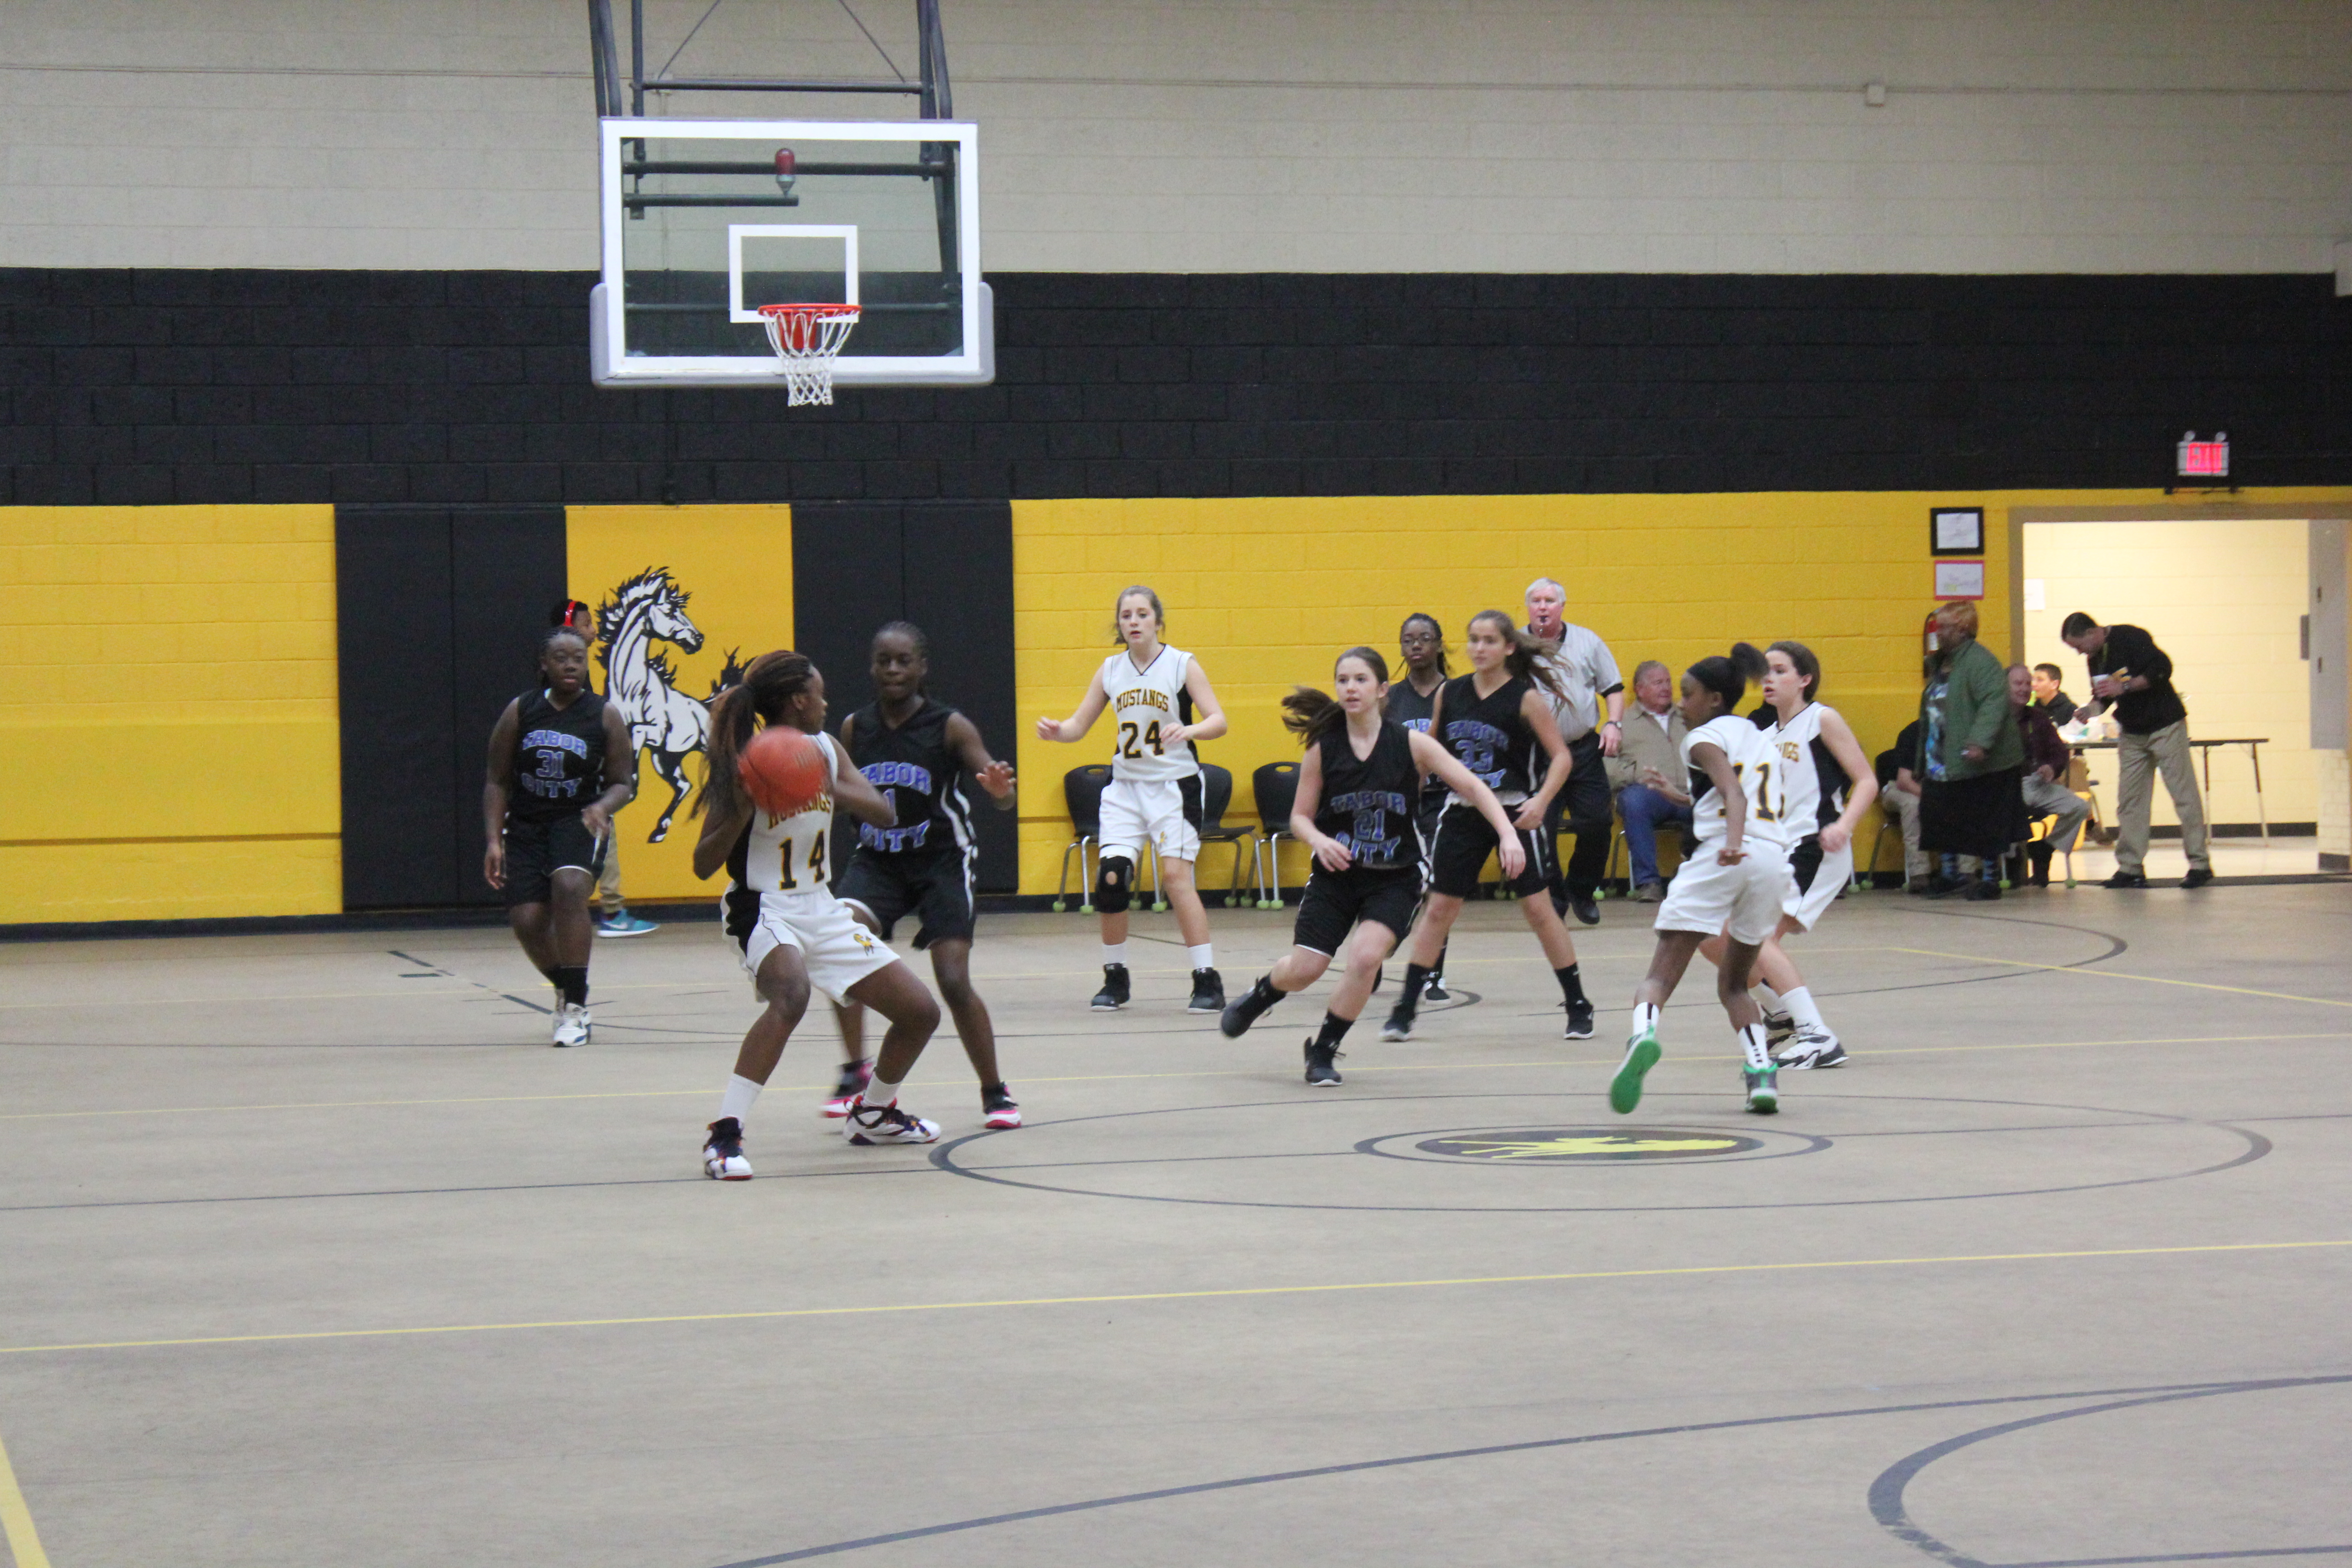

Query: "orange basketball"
left=738, top=726, right=828, bottom=815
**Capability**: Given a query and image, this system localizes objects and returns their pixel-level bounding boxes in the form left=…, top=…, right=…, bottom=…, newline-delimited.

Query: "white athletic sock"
left=1737, top=1024, right=1772, bottom=1071
left=720, top=1074, right=763, bottom=1124
left=1188, top=944, right=1215, bottom=971
left=1632, top=1002, right=1661, bottom=1038
left=1102, top=942, right=1128, bottom=968
left=1782, top=986, right=1827, bottom=1032
left=1754, top=983, right=1786, bottom=1014
left=859, top=1073, right=902, bottom=1109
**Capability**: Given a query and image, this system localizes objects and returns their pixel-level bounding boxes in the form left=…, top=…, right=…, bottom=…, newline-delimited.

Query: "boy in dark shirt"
left=2029, top=663, right=2077, bottom=726
left=2059, top=614, right=2210, bottom=888
left=2009, top=665, right=2090, bottom=887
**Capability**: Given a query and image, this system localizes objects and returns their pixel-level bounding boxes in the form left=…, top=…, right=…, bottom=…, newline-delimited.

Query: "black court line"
left=0, top=1166, right=933, bottom=1215
left=929, top=1089, right=2272, bottom=1215
left=706, top=1376, right=2352, bottom=1566
left=1869, top=1376, right=2352, bottom=1567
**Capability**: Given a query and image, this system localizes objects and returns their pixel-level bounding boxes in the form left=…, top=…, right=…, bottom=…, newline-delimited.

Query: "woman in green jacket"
left=1915, top=601, right=2027, bottom=900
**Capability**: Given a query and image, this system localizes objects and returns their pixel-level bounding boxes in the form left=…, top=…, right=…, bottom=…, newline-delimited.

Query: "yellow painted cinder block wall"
left=0, top=505, right=341, bottom=922
left=1011, top=486, right=2352, bottom=892
left=1011, top=490, right=2001, bottom=894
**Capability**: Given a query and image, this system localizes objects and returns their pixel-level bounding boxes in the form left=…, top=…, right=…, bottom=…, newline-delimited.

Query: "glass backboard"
left=591, top=117, right=989, bottom=388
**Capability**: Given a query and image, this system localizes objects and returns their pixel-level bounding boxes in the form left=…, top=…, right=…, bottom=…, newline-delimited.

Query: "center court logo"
left=1409, top=1128, right=1768, bottom=1163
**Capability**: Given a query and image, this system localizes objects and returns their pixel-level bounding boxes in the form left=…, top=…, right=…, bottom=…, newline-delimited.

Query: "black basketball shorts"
left=502, top=814, right=606, bottom=908
left=1426, top=801, right=1550, bottom=899
left=1294, top=866, right=1422, bottom=957
left=835, top=847, right=976, bottom=950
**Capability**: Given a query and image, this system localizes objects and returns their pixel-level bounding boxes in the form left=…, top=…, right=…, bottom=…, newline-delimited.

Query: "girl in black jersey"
left=1383, top=610, right=1595, bottom=1043
left=1383, top=612, right=1454, bottom=1002
left=833, top=623, right=1024, bottom=1128
left=482, top=627, right=636, bottom=1047
left=1222, top=647, right=1520, bottom=1083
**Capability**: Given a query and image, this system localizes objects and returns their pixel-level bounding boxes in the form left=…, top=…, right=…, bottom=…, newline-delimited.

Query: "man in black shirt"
left=2060, top=613, right=2211, bottom=889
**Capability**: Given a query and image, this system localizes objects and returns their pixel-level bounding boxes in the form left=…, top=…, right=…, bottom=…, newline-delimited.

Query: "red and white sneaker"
left=821, top=1057, right=873, bottom=1119
left=981, top=1085, right=1023, bottom=1130
left=843, top=1099, right=941, bottom=1146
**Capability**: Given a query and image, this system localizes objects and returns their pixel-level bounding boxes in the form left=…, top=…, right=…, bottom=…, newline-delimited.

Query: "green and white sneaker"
left=1744, top=1064, right=1780, bottom=1114
left=1610, top=1027, right=1660, bottom=1115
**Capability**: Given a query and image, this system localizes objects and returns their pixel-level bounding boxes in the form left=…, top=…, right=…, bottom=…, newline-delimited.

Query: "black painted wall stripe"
left=7, top=269, right=2348, bottom=505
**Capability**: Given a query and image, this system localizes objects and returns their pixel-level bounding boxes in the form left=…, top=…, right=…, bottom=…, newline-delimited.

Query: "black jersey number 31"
left=1118, top=720, right=1164, bottom=759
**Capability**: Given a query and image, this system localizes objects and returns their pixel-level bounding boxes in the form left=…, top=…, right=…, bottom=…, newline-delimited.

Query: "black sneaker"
left=1188, top=967, right=1225, bottom=1013
left=1569, top=889, right=1601, bottom=926
left=1380, top=1004, right=1415, bottom=1042
left=1963, top=879, right=2002, bottom=901
left=1303, top=1037, right=1343, bottom=1086
left=1091, top=963, right=1131, bottom=1010
left=702, top=1117, right=752, bottom=1180
left=981, top=1084, right=1023, bottom=1130
left=2180, top=867, right=2214, bottom=889
left=1220, top=976, right=1280, bottom=1038
left=1423, top=974, right=1451, bottom=1004
left=2103, top=870, right=2149, bottom=889
left=1563, top=998, right=1595, bottom=1039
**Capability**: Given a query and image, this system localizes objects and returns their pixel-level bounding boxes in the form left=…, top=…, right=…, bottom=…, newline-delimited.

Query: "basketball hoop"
left=756, top=303, right=861, bottom=405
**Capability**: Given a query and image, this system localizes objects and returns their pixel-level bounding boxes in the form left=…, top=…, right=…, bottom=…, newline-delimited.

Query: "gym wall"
left=7, top=0, right=2347, bottom=277
left=0, top=503, right=341, bottom=922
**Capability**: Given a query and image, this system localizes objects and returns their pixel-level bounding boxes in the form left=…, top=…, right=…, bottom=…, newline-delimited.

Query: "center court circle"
left=1383, top=1127, right=1791, bottom=1164
left=929, top=1091, right=2269, bottom=1215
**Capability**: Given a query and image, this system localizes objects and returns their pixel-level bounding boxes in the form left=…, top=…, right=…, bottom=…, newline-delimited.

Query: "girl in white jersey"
left=1695, top=641, right=1877, bottom=1070
left=1609, top=644, right=1793, bottom=1117
left=1037, top=585, right=1230, bottom=1014
left=690, top=651, right=947, bottom=1180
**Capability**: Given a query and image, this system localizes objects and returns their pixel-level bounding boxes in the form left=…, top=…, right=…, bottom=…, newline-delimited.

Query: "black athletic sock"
left=555, top=965, right=589, bottom=1007
left=1554, top=963, right=1587, bottom=1007
left=1249, top=974, right=1283, bottom=1010
left=1315, top=1011, right=1355, bottom=1051
left=1395, top=963, right=1432, bottom=1017
left=537, top=962, right=561, bottom=985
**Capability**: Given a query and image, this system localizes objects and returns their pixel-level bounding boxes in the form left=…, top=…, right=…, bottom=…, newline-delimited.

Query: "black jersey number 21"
left=1118, top=720, right=1164, bottom=759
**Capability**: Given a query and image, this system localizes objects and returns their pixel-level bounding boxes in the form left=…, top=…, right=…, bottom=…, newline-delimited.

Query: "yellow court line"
left=3, top=1033, right=2343, bottom=1122
left=1891, top=947, right=2352, bottom=1010
left=5, top=1239, right=2345, bottom=1358
left=0, top=1420, right=52, bottom=1568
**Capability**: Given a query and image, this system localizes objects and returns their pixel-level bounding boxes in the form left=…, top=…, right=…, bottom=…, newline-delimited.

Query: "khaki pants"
left=1880, top=786, right=1930, bottom=880
left=2021, top=771, right=2090, bottom=855
left=2115, top=719, right=2209, bottom=874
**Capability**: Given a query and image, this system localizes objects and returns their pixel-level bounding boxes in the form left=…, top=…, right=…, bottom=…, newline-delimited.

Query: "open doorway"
left=2019, top=510, right=2347, bottom=877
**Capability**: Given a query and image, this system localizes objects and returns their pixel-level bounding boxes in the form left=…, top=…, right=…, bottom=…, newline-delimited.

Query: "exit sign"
left=2177, top=431, right=2230, bottom=478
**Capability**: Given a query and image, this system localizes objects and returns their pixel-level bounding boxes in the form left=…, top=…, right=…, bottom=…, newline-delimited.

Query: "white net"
left=757, top=304, right=862, bottom=406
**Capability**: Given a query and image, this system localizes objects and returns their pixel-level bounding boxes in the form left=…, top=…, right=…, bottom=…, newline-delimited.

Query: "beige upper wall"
left=5, top=0, right=2349, bottom=273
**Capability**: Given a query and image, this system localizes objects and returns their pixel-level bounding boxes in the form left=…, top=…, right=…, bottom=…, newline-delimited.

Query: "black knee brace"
left=1095, top=855, right=1135, bottom=914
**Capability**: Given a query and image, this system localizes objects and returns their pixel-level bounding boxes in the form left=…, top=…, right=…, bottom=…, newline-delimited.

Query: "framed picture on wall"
left=1931, top=506, right=1985, bottom=555
left=1934, top=559, right=1987, bottom=599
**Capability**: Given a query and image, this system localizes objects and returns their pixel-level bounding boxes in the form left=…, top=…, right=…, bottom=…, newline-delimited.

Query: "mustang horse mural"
left=596, top=568, right=718, bottom=843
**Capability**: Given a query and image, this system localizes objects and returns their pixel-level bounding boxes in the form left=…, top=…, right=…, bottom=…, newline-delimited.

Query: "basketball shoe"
left=982, top=1084, right=1023, bottom=1130
left=1091, top=963, right=1131, bottom=1011
left=822, top=1058, right=872, bottom=1118
left=844, top=1100, right=941, bottom=1146
left=702, top=1117, right=752, bottom=1180
left=551, top=1003, right=591, bottom=1048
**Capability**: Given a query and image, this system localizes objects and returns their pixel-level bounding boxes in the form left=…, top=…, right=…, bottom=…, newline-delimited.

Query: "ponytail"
left=696, top=650, right=819, bottom=820
left=1282, top=646, right=1392, bottom=749
left=1686, top=642, right=1767, bottom=716
left=1469, top=609, right=1566, bottom=700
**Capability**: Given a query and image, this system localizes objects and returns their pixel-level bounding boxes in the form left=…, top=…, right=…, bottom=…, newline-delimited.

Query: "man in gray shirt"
left=1524, top=578, right=1625, bottom=926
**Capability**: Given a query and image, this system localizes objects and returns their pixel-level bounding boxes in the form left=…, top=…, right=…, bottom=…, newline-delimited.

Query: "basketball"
left=738, top=725, right=827, bottom=814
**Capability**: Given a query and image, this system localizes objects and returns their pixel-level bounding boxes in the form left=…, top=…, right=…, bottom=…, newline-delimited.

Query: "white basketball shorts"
left=1097, top=774, right=1203, bottom=863
left=722, top=887, right=899, bottom=1004
left=1655, top=839, right=1792, bottom=947
left=1781, top=835, right=1852, bottom=933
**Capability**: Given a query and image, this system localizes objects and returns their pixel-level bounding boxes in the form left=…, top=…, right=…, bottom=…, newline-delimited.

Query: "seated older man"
left=1876, top=719, right=1930, bottom=892
left=1606, top=659, right=1693, bottom=901
left=2011, top=662, right=2091, bottom=887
